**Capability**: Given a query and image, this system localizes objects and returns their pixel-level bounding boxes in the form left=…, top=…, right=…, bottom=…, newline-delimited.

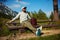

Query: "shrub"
left=0, top=18, right=10, bottom=36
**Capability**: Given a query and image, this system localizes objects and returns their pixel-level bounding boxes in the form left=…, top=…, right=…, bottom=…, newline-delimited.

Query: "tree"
left=37, top=9, right=48, bottom=20
left=49, top=12, right=54, bottom=21
left=59, top=13, right=60, bottom=19
left=0, top=12, right=13, bottom=19
left=58, top=9, right=60, bottom=19
left=32, top=11, right=38, bottom=19
left=53, top=0, right=59, bottom=21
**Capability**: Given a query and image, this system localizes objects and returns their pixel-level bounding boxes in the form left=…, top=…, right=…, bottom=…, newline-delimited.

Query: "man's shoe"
left=36, top=27, right=41, bottom=36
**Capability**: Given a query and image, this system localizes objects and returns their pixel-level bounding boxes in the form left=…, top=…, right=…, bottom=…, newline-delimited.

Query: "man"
left=8, top=7, right=37, bottom=34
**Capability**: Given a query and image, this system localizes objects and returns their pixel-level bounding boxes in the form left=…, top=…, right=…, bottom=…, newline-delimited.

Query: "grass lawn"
left=21, top=34, right=60, bottom=40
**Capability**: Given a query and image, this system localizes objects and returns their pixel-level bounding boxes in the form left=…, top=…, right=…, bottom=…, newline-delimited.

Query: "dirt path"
left=0, top=29, right=60, bottom=40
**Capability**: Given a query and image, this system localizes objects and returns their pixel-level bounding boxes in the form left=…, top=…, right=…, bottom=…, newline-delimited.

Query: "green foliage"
left=0, top=12, right=14, bottom=36
left=30, top=9, right=48, bottom=20
left=0, top=25, right=10, bottom=36
left=0, top=12, right=13, bottom=19
left=49, top=12, right=54, bottom=21
left=32, top=12, right=38, bottom=19
left=0, top=18, right=10, bottom=36
left=37, top=9, right=48, bottom=20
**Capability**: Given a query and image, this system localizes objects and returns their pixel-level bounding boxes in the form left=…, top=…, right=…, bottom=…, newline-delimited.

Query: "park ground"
left=0, top=29, right=60, bottom=40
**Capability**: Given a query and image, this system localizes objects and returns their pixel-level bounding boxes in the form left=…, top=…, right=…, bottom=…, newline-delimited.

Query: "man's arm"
left=9, top=13, right=20, bottom=23
left=27, top=14, right=31, bottom=19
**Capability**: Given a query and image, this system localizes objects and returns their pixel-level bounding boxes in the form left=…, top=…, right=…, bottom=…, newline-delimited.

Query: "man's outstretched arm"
left=9, top=13, right=20, bottom=23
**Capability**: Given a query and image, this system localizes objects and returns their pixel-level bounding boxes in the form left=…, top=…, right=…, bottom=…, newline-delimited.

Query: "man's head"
left=22, top=7, right=27, bottom=12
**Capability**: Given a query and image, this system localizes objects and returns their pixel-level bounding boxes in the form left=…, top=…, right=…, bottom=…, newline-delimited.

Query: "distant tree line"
left=28, top=9, right=48, bottom=20
left=28, top=9, right=60, bottom=21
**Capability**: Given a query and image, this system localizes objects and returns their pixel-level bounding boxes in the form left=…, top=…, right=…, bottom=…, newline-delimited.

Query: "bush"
left=0, top=18, right=10, bottom=36
left=0, top=26, right=10, bottom=36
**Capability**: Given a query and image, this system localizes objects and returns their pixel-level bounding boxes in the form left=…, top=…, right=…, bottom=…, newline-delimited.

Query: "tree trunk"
left=53, top=0, right=59, bottom=21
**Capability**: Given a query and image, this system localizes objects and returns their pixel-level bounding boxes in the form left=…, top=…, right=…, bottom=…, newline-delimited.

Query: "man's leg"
left=24, top=21, right=37, bottom=34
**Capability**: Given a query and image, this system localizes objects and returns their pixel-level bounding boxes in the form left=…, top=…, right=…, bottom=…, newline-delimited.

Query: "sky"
left=58, top=0, right=60, bottom=9
left=4, top=0, right=60, bottom=17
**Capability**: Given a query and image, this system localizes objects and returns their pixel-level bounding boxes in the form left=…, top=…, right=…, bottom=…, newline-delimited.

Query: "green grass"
left=21, top=34, right=60, bottom=40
